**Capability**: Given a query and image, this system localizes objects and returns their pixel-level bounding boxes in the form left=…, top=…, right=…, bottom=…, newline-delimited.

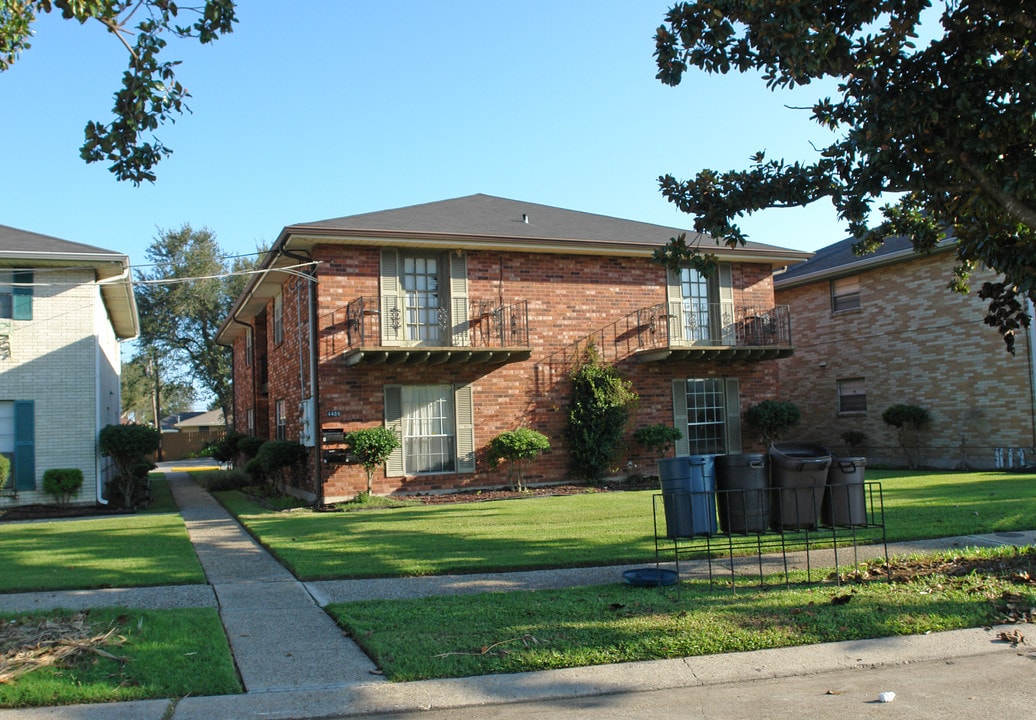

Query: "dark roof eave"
left=774, top=239, right=956, bottom=290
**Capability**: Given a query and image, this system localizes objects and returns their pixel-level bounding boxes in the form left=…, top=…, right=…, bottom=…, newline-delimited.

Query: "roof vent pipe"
left=522, top=213, right=529, bottom=224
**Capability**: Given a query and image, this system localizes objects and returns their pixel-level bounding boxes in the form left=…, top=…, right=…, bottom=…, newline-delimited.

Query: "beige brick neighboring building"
left=774, top=236, right=1036, bottom=469
left=0, top=226, right=139, bottom=507
left=217, top=195, right=812, bottom=502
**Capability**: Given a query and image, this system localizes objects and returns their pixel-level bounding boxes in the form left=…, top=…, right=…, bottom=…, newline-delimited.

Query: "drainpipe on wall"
left=95, top=338, right=108, bottom=505
left=1028, top=298, right=1036, bottom=451
left=281, top=249, right=323, bottom=507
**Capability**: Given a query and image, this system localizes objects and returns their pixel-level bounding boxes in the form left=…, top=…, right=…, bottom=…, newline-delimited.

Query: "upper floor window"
left=838, top=378, right=867, bottom=413
left=0, top=271, right=32, bottom=320
left=667, top=264, right=734, bottom=345
left=273, top=291, right=284, bottom=345
left=380, top=249, right=468, bottom=347
left=831, top=276, right=861, bottom=312
left=244, top=326, right=254, bottom=367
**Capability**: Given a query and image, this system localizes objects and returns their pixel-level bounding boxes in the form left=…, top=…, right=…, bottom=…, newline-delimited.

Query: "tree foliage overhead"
left=0, top=1, right=237, bottom=184
left=134, top=225, right=257, bottom=422
left=652, top=1, right=1036, bottom=351
left=120, top=354, right=196, bottom=425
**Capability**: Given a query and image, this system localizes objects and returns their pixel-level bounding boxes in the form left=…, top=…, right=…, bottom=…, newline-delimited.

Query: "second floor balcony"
left=635, top=301, right=793, bottom=362
left=323, top=296, right=533, bottom=367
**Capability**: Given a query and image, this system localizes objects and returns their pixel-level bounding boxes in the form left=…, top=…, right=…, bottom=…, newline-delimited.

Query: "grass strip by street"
left=0, top=607, right=241, bottom=708
left=217, top=470, right=1036, bottom=580
left=325, top=546, right=1036, bottom=682
left=0, top=480, right=205, bottom=593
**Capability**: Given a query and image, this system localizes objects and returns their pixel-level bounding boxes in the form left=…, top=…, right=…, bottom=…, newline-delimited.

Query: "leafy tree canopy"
left=120, top=354, right=196, bottom=425
left=134, top=225, right=259, bottom=423
left=0, top=1, right=237, bottom=184
left=653, top=1, right=1036, bottom=351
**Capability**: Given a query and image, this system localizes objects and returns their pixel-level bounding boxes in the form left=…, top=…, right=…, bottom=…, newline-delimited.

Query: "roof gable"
left=0, top=224, right=125, bottom=259
left=291, top=194, right=798, bottom=255
left=775, top=235, right=954, bottom=288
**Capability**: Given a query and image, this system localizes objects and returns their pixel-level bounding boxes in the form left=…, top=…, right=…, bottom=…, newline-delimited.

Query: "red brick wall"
left=244, top=246, right=786, bottom=500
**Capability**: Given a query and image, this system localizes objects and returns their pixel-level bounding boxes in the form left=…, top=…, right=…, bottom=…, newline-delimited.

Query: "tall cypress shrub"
left=564, top=346, right=638, bottom=484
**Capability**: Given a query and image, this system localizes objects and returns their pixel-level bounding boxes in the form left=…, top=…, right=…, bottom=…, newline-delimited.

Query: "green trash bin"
left=822, top=457, right=868, bottom=527
left=658, top=455, right=717, bottom=538
left=768, top=442, right=831, bottom=531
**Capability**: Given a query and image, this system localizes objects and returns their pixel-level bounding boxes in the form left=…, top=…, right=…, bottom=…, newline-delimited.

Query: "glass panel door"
left=403, top=256, right=442, bottom=344
left=681, top=268, right=712, bottom=343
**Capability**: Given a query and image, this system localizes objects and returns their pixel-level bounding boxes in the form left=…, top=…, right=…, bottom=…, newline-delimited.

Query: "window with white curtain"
left=402, top=385, right=455, bottom=473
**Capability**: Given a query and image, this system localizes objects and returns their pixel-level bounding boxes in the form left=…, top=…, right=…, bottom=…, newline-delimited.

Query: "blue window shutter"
left=12, top=271, right=32, bottom=321
left=13, top=400, right=35, bottom=490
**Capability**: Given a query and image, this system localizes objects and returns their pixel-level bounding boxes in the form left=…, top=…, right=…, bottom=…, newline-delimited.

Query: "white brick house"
left=0, top=225, right=139, bottom=507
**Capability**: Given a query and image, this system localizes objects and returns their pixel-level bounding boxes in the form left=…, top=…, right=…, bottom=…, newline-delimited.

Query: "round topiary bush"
left=42, top=468, right=84, bottom=506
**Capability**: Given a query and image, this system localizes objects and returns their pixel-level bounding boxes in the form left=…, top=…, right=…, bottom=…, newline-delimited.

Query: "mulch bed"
left=0, top=504, right=134, bottom=523
left=412, top=478, right=659, bottom=504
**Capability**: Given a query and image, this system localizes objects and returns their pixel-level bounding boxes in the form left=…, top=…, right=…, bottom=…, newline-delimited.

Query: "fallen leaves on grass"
left=434, top=634, right=541, bottom=658
left=0, top=612, right=127, bottom=684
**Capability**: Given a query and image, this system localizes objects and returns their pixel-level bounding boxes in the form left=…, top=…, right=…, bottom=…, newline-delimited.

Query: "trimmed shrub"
left=745, top=400, right=801, bottom=446
left=197, top=468, right=250, bottom=492
left=99, top=423, right=161, bottom=509
left=486, top=428, right=551, bottom=491
left=633, top=424, right=682, bottom=459
left=212, top=431, right=246, bottom=466
left=42, top=468, right=84, bottom=506
left=0, top=454, right=9, bottom=490
left=565, top=347, right=638, bottom=484
left=254, top=440, right=308, bottom=495
left=345, top=427, right=401, bottom=495
left=237, top=436, right=266, bottom=462
left=883, top=404, right=931, bottom=468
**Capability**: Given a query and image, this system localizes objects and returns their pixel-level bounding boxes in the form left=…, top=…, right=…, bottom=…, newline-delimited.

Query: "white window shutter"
left=449, top=252, right=469, bottom=347
left=666, top=268, right=683, bottom=343
left=380, top=249, right=402, bottom=346
left=717, top=263, right=736, bottom=345
left=383, top=385, right=405, bottom=476
left=454, top=383, right=475, bottom=472
left=724, top=377, right=742, bottom=453
left=671, top=379, right=689, bottom=456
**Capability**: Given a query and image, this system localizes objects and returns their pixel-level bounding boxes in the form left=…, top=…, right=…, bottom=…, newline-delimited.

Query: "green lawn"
left=0, top=478, right=205, bottom=593
left=217, top=488, right=657, bottom=579
left=327, top=545, right=1036, bottom=681
left=0, top=607, right=241, bottom=708
left=219, top=470, right=1036, bottom=581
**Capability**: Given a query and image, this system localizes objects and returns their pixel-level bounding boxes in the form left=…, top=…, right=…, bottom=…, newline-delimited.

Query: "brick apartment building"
left=216, top=195, right=811, bottom=501
left=774, top=236, right=1036, bottom=469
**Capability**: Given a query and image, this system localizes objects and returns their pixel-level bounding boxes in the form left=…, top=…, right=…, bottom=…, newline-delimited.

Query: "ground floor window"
left=0, top=400, right=34, bottom=489
left=838, top=378, right=867, bottom=413
left=275, top=399, right=287, bottom=440
left=402, top=385, right=455, bottom=473
left=672, top=378, right=742, bottom=455
left=384, top=384, right=475, bottom=476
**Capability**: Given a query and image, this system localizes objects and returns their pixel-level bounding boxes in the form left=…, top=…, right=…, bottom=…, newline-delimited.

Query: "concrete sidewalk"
left=1, top=470, right=1033, bottom=720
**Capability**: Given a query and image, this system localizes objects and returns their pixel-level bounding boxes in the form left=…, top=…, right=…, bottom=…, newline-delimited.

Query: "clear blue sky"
left=1, top=0, right=848, bottom=273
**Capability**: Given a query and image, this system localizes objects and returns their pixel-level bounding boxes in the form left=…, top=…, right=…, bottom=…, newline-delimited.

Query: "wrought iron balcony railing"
left=541, top=302, right=792, bottom=374
left=321, top=296, right=531, bottom=365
